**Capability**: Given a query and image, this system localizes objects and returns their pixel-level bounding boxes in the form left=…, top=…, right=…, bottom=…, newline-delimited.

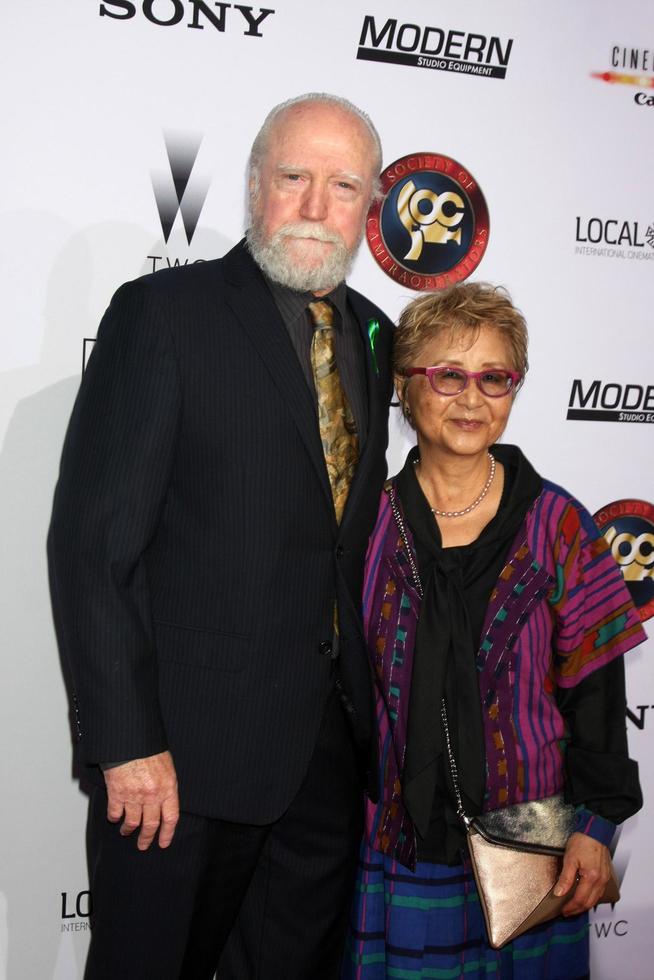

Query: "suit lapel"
left=220, top=243, right=335, bottom=514
left=218, top=243, right=389, bottom=532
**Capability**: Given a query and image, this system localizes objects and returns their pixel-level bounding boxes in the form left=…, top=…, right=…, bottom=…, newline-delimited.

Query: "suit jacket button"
left=335, top=545, right=345, bottom=558
left=319, top=641, right=333, bottom=657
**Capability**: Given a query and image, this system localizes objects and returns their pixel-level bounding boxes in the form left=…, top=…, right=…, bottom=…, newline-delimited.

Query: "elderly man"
left=48, top=94, right=393, bottom=979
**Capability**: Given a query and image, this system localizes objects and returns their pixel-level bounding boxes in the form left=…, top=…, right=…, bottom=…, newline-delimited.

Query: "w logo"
left=151, top=132, right=210, bottom=244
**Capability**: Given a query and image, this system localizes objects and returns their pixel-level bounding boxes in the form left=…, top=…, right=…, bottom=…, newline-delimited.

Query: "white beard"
left=246, top=220, right=360, bottom=293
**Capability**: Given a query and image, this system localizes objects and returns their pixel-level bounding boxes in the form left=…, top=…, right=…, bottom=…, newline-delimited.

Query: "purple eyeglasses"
left=406, top=366, right=522, bottom=398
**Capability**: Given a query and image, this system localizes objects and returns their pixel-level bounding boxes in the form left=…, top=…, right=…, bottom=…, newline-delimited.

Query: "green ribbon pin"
left=367, top=318, right=380, bottom=376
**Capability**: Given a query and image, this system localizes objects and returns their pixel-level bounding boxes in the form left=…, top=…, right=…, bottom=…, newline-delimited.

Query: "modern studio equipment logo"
left=367, top=153, right=489, bottom=291
left=357, top=15, right=513, bottom=79
left=99, top=2, right=275, bottom=37
left=594, top=499, right=654, bottom=623
left=566, top=378, right=654, bottom=424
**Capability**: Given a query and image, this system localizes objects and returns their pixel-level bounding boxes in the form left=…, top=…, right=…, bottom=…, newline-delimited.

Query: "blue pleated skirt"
left=343, top=842, right=589, bottom=980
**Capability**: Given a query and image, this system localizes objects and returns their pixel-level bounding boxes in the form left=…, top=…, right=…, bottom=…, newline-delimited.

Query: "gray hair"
left=248, top=92, right=383, bottom=205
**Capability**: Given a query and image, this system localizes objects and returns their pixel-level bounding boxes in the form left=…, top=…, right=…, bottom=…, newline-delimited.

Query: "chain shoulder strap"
left=387, top=483, right=423, bottom=600
left=439, top=700, right=470, bottom=824
left=387, top=483, right=470, bottom=825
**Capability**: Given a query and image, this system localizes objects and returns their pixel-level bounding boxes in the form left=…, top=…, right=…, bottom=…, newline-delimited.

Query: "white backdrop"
left=1, top=2, right=652, bottom=977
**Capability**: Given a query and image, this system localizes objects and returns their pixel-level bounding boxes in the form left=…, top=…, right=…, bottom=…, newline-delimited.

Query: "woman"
left=344, top=283, right=645, bottom=979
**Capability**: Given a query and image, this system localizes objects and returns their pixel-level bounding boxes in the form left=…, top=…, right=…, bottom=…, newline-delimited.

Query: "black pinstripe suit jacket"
left=48, top=239, right=394, bottom=823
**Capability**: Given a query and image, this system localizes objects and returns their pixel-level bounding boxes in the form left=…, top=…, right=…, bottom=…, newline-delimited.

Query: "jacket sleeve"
left=48, top=279, right=181, bottom=765
left=548, top=499, right=646, bottom=838
left=549, top=500, right=646, bottom=686
left=556, top=657, right=642, bottom=843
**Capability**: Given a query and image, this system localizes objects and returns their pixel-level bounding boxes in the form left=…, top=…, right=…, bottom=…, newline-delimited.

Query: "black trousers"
left=84, top=687, right=363, bottom=980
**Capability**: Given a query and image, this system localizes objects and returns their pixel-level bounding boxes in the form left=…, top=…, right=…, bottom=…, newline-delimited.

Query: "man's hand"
left=104, top=750, right=179, bottom=851
left=554, top=831, right=611, bottom=915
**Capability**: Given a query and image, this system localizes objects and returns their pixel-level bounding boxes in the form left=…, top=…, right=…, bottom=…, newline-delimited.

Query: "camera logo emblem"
left=594, top=499, right=654, bottom=622
left=367, top=152, right=489, bottom=291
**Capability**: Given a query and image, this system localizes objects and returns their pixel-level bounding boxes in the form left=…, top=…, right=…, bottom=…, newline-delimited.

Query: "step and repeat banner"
left=1, top=2, right=652, bottom=977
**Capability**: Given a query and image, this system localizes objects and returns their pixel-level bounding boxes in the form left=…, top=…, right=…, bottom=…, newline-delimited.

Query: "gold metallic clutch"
left=467, top=800, right=619, bottom=948
left=439, top=702, right=620, bottom=949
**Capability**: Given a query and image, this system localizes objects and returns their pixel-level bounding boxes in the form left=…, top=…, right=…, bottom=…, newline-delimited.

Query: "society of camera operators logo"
left=594, top=499, right=654, bottom=622
left=366, top=153, right=489, bottom=291
left=591, top=44, right=654, bottom=108
left=356, top=15, right=513, bottom=79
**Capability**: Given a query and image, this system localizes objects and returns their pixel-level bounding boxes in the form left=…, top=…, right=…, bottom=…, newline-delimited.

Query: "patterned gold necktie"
left=308, top=300, right=360, bottom=524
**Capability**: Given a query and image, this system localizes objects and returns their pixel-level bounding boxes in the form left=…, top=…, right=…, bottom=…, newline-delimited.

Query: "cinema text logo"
left=575, top=216, right=654, bottom=261
left=367, top=153, right=489, bottom=291
left=567, top=379, right=654, bottom=424
left=593, top=499, right=654, bottom=622
left=99, top=2, right=275, bottom=36
left=591, top=45, right=654, bottom=108
left=61, top=890, right=92, bottom=933
left=148, top=131, right=211, bottom=273
left=357, top=16, right=513, bottom=79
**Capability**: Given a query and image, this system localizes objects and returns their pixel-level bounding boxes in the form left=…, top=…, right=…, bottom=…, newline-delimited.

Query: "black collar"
left=265, top=278, right=348, bottom=330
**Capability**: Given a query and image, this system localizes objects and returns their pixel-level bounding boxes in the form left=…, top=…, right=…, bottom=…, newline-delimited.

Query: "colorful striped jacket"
left=362, top=477, right=646, bottom=870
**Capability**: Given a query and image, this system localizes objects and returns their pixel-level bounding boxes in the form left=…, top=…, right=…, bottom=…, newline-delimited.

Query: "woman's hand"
left=554, top=831, right=611, bottom=915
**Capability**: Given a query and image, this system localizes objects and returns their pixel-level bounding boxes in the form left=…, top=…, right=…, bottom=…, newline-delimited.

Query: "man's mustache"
left=276, top=223, right=345, bottom=247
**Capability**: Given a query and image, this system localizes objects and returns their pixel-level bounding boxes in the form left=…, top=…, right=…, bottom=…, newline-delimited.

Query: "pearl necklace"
left=416, top=452, right=496, bottom=519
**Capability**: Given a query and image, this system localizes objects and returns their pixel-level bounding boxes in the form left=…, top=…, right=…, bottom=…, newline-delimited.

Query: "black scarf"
left=396, top=444, right=543, bottom=847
